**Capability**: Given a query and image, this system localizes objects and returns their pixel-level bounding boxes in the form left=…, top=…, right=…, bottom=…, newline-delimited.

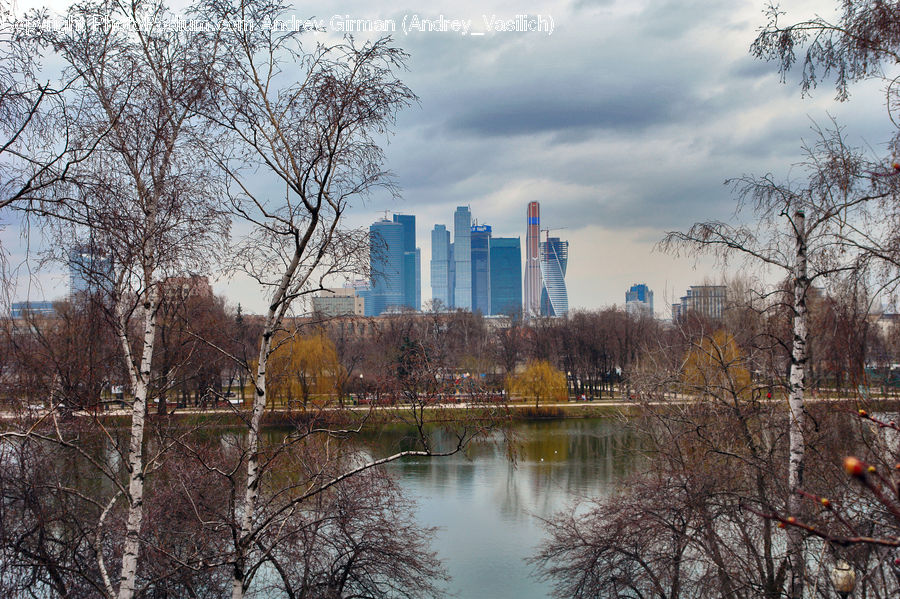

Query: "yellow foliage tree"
left=681, top=330, right=752, bottom=401
left=266, top=331, right=343, bottom=408
left=508, top=360, right=568, bottom=408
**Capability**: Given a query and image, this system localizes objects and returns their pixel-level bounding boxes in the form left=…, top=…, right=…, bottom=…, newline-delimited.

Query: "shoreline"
left=2, top=395, right=894, bottom=430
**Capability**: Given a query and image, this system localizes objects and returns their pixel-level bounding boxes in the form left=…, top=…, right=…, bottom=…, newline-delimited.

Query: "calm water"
left=378, top=419, right=642, bottom=599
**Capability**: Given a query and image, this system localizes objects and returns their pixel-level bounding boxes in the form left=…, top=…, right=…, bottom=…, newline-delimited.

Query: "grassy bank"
left=6, top=395, right=893, bottom=431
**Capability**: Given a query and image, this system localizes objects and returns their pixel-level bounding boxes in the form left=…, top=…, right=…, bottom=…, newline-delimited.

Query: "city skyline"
left=3, top=0, right=887, bottom=317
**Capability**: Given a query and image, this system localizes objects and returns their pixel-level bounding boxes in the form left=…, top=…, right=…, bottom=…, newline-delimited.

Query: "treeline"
left=5, top=276, right=898, bottom=412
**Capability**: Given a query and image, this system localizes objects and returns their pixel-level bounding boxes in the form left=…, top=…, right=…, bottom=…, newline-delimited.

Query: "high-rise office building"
left=625, top=283, right=654, bottom=317
left=368, top=218, right=404, bottom=316
left=69, top=246, right=113, bottom=300
left=490, top=237, right=522, bottom=316
left=431, top=224, right=452, bottom=309
left=414, top=249, right=421, bottom=311
left=471, top=224, right=491, bottom=314
left=524, top=202, right=541, bottom=317
left=540, top=236, right=569, bottom=317
left=392, top=213, right=420, bottom=311
left=448, top=243, right=455, bottom=308
left=453, top=206, right=472, bottom=310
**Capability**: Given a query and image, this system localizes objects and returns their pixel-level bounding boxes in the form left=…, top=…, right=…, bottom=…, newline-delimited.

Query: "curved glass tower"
left=540, top=237, right=568, bottom=317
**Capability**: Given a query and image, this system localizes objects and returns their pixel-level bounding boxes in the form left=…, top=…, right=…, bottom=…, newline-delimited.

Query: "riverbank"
left=3, top=394, right=894, bottom=430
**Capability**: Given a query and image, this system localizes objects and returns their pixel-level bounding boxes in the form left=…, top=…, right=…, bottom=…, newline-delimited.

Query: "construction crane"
left=540, top=226, right=568, bottom=241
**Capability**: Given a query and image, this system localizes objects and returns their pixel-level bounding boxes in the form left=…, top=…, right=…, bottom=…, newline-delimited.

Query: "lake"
left=379, top=418, right=642, bottom=598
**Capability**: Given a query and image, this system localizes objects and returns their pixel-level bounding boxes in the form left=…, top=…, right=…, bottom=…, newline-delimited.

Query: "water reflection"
left=11, top=417, right=638, bottom=599
left=373, top=418, right=642, bottom=599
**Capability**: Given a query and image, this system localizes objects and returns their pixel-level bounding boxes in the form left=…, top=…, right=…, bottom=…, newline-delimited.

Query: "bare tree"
left=29, top=1, right=226, bottom=597
left=751, top=1, right=900, bottom=115
left=0, top=0, right=98, bottom=215
left=535, top=325, right=898, bottom=598
left=188, top=1, right=422, bottom=595
left=662, top=124, right=897, bottom=598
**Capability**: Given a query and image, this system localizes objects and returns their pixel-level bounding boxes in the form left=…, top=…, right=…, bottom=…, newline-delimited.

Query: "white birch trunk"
left=231, top=252, right=302, bottom=599
left=787, top=209, right=808, bottom=599
left=115, top=286, right=158, bottom=599
left=230, top=329, right=273, bottom=599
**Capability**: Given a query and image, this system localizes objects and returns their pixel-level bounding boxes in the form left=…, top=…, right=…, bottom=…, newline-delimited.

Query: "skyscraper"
left=490, top=237, right=522, bottom=316
left=430, top=224, right=452, bottom=309
left=524, top=202, right=541, bottom=317
left=448, top=242, right=455, bottom=308
left=625, top=283, right=654, bottom=317
left=453, top=206, right=472, bottom=310
left=414, top=248, right=421, bottom=311
left=392, top=213, right=420, bottom=311
left=368, top=218, right=404, bottom=316
left=470, top=224, right=492, bottom=314
left=540, top=236, right=569, bottom=317
left=69, top=245, right=113, bottom=300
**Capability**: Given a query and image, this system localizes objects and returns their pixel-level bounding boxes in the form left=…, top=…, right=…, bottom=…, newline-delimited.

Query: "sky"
left=2, top=0, right=895, bottom=316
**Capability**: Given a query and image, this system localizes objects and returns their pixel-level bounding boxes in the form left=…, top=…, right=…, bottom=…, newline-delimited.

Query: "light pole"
left=830, top=560, right=856, bottom=598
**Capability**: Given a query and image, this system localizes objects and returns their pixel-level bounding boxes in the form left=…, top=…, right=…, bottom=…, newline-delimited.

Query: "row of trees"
left=6, top=277, right=900, bottom=412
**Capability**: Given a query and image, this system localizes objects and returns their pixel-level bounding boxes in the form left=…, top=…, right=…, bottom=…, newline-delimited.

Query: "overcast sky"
left=3, top=0, right=894, bottom=315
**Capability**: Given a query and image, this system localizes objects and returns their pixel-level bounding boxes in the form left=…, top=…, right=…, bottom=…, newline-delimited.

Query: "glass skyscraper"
left=470, top=224, right=491, bottom=314
left=392, top=213, right=420, bottom=311
left=453, top=206, right=472, bottom=310
left=540, top=237, right=569, bottom=317
left=368, top=218, right=404, bottom=316
left=490, top=237, right=522, bottom=316
left=430, top=224, right=452, bottom=309
left=69, top=245, right=113, bottom=300
left=625, top=283, right=654, bottom=316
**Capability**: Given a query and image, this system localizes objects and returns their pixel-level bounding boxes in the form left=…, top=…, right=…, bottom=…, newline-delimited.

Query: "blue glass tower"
left=471, top=225, right=491, bottom=314
left=431, top=224, right=452, bottom=309
left=540, top=237, right=569, bottom=317
left=368, top=219, right=404, bottom=316
left=453, top=207, right=472, bottom=310
left=490, top=237, right=522, bottom=316
left=393, top=213, right=420, bottom=311
left=625, top=283, right=654, bottom=316
left=69, top=246, right=113, bottom=300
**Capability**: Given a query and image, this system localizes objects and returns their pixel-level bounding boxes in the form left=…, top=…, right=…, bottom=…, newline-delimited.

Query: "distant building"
left=524, top=202, right=541, bottom=317
left=453, top=206, right=472, bottom=310
left=69, top=245, right=113, bottom=300
left=430, top=224, right=452, bottom=309
left=490, top=237, right=522, bottom=316
left=540, top=236, right=569, bottom=317
left=368, top=218, right=404, bottom=316
left=162, top=275, right=213, bottom=299
left=673, top=285, right=727, bottom=321
left=671, top=302, right=683, bottom=322
left=10, top=301, right=55, bottom=319
left=312, top=288, right=365, bottom=317
left=471, top=224, right=492, bottom=314
left=392, top=214, right=421, bottom=311
left=625, top=283, right=654, bottom=317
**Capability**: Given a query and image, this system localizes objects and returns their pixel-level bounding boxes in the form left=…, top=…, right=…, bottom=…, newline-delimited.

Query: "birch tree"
left=662, top=124, right=896, bottom=598
left=36, top=1, right=225, bottom=597
left=191, top=0, right=419, bottom=595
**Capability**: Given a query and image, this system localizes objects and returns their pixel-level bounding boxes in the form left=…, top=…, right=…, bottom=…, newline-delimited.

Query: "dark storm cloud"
left=448, top=87, right=687, bottom=136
